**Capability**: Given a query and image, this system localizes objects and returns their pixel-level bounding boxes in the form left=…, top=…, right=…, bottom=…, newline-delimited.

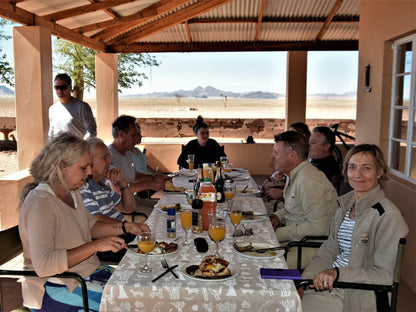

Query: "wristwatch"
left=121, top=221, right=128, bottom=234
left=120, top=183, right=130, bottom=191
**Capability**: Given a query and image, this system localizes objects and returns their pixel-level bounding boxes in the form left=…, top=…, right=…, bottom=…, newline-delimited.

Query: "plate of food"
left=127, top=241, right=180, bottom=257
left=183, top=255, right=239, bottom=281
left=232, top=242, right=285, bottom=259
left=157, top=203, right=186, bottom=214
left=241, top=211, right=268, bottom=223
left=164, top=180, right=185, bottom=193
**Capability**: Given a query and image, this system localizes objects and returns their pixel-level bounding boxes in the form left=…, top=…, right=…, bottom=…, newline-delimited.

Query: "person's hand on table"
left=94, top=236, right=127, bottom=253
left=311, top=268, right=338, bottom=292
left=269, top=214, right=280, bottom=231
left=148, top=180, right=163, bottom=191
left=125, top=222, right=151, bottom=236
left=265, top=188, right=283, bottom=200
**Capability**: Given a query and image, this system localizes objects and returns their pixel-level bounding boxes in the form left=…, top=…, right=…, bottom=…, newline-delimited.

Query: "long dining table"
left=100, top=169, right=302, bottom=311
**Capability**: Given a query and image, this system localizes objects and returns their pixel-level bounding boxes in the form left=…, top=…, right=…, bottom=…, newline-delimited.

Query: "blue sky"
left=1, top=23, right=358, bottom=96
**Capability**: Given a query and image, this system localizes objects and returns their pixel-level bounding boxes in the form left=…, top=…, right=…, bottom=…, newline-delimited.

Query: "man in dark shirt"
left=309, top=126, right=341, bottom=189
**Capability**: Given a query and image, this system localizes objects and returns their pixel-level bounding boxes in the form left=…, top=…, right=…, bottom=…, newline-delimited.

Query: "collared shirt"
left=275, top=160, right=338, bottom=242
left=80, top=178, right=124, bottom=221
left=131, top=147, right=149, bottom=174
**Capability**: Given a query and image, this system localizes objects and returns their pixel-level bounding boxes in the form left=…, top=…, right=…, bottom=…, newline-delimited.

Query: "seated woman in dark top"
left=177, top=116, right=226, bottom=169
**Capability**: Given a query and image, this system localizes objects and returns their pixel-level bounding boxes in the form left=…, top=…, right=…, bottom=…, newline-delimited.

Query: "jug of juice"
left=198, top=178, right=216, bottom=231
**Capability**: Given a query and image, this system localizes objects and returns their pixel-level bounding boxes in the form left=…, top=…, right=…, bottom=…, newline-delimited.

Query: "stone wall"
left=136, top=118, right=356, bottom=142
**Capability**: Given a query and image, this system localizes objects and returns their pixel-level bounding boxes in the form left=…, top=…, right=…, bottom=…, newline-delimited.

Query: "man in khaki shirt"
left=269, top=131, right=338, bottom=269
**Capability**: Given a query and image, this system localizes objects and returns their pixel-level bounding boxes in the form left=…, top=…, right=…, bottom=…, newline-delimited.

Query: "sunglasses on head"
left=54, top=85, right=70, bottom=91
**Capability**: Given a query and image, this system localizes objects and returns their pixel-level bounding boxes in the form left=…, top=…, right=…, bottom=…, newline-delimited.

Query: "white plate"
left=232, top=175, right=250, bottom=181
left=156, top=204, right=191, bottom=214
left=176, top=170, right=196, bottom=177
left=236, top=189, right=260, bottom=196
left=182, top=264, right=240, bottom=282
left=127, top=243, right=181, bottom=257
left=232, top=243, right=285, bottom=259
left=241, top=214, right=268, bottom=223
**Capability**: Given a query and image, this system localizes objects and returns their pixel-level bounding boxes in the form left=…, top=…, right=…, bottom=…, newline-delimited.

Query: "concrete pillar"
left=95, top=53, right=118, bottom=141
left=285, top=51, right=307, bottom=130
left=13, top=26, right=52, bottom=170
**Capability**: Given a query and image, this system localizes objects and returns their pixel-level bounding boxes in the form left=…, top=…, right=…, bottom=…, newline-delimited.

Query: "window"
left=389, top=34, right=416, bottom=182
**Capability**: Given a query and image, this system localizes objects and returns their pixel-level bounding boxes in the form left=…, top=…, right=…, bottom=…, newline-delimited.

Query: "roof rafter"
left=113, top=0, right=233, bottom=45
left=111, top=40, right=358, bottom=53
left=0, top=2, right=106, bottom=52
left=91, top=0, right=190, bottom=42
left=315, top=0, right=343, bottom=41
left=41, top=0, right=131, bottom=21
left=254, top=0, right=266, bottom=42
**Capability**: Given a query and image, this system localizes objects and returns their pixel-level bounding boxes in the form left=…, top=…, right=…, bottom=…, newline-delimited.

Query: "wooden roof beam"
left=0, top=2, right=106, bottom=52
left=254, top=0, right=266, bottom=41
left=185, top=20, right=192, bottom=43
left=74, top=0, right=190, bottom=37
left=111, top=40, right=359, bottom=53
left=113, top=0, right=233, bottom=45
left=87, top=0, right=121, bottom=20
left=41, top=0, right=132, bottom=21
left=315, top=0, right=343, bottom=41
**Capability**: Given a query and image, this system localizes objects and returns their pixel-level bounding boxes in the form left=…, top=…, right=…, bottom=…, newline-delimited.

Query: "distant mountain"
left=125, top=86, right=355, bottom=99
left=0, top=85, right=14, bottom=97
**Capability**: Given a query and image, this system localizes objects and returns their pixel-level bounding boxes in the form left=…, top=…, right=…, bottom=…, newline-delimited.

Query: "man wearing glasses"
left=48, top=73, right=97, bottom=140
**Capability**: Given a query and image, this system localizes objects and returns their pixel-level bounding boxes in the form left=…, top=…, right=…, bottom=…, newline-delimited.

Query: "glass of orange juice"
left=224, top=180, right=236, bottom=211
left=138, top=233, right=155, bottom=273
left=229, top=206, right=242, bottom=243
left=181, top=207, right=192, bottom=246
left=187, top=154, right=195, bottom=171
left=208, top=215, right=226, bottom=257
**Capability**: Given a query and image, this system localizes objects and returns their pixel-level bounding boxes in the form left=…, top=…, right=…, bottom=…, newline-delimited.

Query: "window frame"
left=388, top=34, right=416, bottom=183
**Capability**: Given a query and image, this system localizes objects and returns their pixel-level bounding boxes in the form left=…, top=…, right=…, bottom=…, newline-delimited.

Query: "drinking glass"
left=223, top=162, right=233, bottom=173
left=184, top=189, right=195, bottom=205
left=208, top=215, right=226, bottom=257
left=229, top=206, right=242, bottom=243
left=187, top=154, right=195, bottom=171
left=223, top=180, right=236, bottom=211
left=220, top=156, right=229, bottom=166
left=181, top=207, right=192, bottom=246
left=138, top=233, right=155, bottom=273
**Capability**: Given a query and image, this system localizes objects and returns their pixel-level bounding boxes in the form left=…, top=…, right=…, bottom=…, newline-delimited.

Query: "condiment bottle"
left=198, top=177, right=216, bottom=231
left=213, top=161, right=225, bottom=203
left=167, top=207, right=176, bottom=238
left=191, top=198, right=203, bottom=234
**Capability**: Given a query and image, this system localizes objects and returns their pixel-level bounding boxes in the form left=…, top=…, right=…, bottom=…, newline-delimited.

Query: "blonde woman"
left=19, top=132, right=150, bottom=311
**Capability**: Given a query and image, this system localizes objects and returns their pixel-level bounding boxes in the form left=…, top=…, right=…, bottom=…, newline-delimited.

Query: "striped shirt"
left=332, top=206, right=356, bottom=268
left=80, top=178, right=124, bottom=221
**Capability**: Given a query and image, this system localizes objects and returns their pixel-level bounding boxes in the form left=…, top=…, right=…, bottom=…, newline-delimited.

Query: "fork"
left=161, top=257, right=179, bottom=278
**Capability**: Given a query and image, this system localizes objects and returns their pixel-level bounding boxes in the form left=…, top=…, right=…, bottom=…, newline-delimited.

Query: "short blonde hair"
left=342, top=144, right=388, bottom=181
left=20, top=132, right=90, bottom=206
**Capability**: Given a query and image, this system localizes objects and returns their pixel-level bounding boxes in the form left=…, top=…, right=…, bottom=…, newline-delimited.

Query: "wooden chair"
left=0, top=226, right=89, bottom=312
left=296, top=238, right=406, bottom=312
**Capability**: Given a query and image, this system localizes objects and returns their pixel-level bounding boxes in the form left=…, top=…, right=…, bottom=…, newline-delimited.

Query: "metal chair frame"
left=296, top=238, right=406, bottom=312
left=0, top=226, right=89, bottom=312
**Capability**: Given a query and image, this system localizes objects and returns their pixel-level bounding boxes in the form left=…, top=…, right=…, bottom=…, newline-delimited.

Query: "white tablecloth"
left=100, top=189, right=301, bottom=311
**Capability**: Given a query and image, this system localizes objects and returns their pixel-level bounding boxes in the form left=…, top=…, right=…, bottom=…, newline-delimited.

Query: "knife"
left=151, top=265, right=179, bottom=282
left=237, top=246, right=286, bottom=253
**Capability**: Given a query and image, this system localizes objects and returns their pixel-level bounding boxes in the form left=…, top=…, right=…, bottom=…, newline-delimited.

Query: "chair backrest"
left=0, top=225, right=23, bottom=265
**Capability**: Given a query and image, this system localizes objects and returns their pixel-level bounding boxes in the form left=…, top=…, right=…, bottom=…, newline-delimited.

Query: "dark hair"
left=289, top=122, right=311, bottom=140
left=112, top=115, right=136, bottom=138
left=54, top=73, right=72, bottom=85
left=342, top=144, right=388, bottom=181
left=274, top=131, right=309, bottom=161
left=193, top=115, right=209, bottom=134
left=312, top=126, right=336, bottom=152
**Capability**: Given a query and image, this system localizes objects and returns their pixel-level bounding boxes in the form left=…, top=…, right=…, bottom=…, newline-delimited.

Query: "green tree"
left=0, top=18, right=14, bottom=87
left=53, top=39, right=159, bottom=100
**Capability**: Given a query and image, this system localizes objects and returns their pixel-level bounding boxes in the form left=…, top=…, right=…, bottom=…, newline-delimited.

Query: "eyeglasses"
left=233, top=226, right=253, bottom=237
left=54, top=85, right=70, bottom=91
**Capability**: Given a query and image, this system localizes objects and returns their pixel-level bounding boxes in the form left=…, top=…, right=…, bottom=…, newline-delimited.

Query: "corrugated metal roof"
left=0, top=0, right=359, bottom=53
